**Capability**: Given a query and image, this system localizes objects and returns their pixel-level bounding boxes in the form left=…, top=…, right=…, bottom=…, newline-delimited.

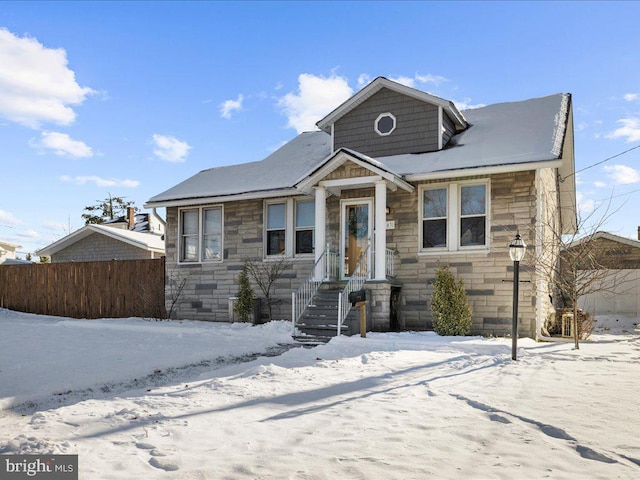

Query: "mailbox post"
left=348, top=289, right=368, bottom=338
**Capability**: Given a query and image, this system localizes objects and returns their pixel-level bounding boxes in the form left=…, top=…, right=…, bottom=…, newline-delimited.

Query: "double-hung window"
left=422, top=188, right=448, bottom=249
left=420, top=181, right=488, bottom=252
left=265, top=198, right=315, bottom=257
left=459, top=184, right=486, bottom=247
left=266, top=203, right=286, bottom=256
left=180, top=209, right=199, bottom=262
left=295, top=200, right=314, bottom=254
left=179, top=206, right=223, bottom=263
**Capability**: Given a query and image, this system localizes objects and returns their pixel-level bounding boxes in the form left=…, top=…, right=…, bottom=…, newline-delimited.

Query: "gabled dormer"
left=316, top=77, right=467, bottom=158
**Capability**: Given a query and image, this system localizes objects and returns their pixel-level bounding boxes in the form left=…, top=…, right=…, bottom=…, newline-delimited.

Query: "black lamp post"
left=509, top=233, right=526, bottom=361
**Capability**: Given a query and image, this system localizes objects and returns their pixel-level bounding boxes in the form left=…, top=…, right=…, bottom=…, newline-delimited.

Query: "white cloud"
left=278, top=73, right=354, bottom=134
left=0, top=28, right=94, bottom=129
left=16, top=229, right=39, bottom=239
left=220, top=94, right=244, bottom=119
left=60, top=175, right=139, bottom=188
left=0, top=209, right=22, bottom=226
left=42, top=221, right=67, bottom=232
left=415, top=73, right=447, bottom=86
left=593, top=180, right=607, bottom=188
left=152, top=134, right=191, bottom=163
left=357, top=74, right=372, bottom=88
left=623, top=93, right=639, bottom=103
left=32, top=131, right=93, bottom=158
left=576, top=192, right=595, bottom=214
left=389, top=75, right=416, bottom=88
left=453, top=98, right=486, bottom=111
left=606, top=118, right=640, bottom=143
left=389, top=73, right=448, bottom=89
left=603, top=164, right=640, bottom=185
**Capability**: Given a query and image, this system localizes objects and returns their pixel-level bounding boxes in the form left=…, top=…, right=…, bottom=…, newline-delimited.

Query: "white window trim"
left=295, top=199, right=315, bottom=257
left=264, top=198, right=315, bottom=260
left=374, top=112, right=396, bottom=136
left=419, top=180, right=490, bottom=255
left=177, top=204, right=224, bottom=264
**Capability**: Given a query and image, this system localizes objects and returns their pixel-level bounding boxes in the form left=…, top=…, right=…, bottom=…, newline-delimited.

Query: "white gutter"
left=405, top=159, right=563, bottom=182
left=144, top=188, right=302, bottom=209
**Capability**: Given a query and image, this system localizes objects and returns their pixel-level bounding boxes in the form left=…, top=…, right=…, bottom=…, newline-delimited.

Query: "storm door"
left=340, top=199, right=373, bottom=279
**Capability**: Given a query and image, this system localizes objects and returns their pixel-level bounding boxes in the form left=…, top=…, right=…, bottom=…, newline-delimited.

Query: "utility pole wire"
left=561, top=144, right=640, bottom=182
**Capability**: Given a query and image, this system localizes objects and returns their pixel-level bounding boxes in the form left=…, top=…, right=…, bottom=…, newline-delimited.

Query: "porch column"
left=374, top=180, right=387, bottom=280
left=314, top=186, right=327, bottom=278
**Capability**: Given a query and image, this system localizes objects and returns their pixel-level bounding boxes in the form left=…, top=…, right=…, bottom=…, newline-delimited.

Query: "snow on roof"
left=381, top=93, right=570, bottom=178
left=146, top=131, right=331, bottom=206
left=0, top=240, right=22, bottom=251
left=36, top=224, right=165, bottom=257
left=146, top=93, right=571, bottom=206
left=567, top=231, right=640, bottom=250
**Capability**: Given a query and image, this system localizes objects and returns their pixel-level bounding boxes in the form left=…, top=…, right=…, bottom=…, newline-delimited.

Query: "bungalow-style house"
left=0, top=240, right=31, bottom=265
left=563, top=230, right=640, bottom=318
left=36, top=209, right=165, bottom=263
left=146, top=77, right=577, bottom=339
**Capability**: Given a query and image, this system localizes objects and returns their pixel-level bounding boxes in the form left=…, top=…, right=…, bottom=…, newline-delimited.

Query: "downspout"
left=151, top=208, right=166, bottom=228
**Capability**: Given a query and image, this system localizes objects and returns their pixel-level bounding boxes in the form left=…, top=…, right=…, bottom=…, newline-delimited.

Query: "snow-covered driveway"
left=1, top=309, right=639, bottom=479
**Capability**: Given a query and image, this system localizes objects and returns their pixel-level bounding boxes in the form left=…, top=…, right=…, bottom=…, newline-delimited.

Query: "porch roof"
left=146, top=93, right=571, bottom=207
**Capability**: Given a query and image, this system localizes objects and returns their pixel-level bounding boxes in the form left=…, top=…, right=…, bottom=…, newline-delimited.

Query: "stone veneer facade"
left=165, top=168, right=556, bottom=338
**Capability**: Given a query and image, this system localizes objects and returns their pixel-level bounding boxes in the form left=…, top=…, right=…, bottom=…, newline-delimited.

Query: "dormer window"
left=375, top=112, right=396, bottom=136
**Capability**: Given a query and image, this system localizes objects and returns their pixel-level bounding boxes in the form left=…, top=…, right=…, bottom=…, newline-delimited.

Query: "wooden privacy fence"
left=0, top=258, right=166, bottom=319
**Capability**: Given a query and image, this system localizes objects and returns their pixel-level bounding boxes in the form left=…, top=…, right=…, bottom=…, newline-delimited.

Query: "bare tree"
left=243, top=256, right=293, bottom=322
left=165, top=266, right=192, bottom=320
left=534, top=192, right=632, bottom=348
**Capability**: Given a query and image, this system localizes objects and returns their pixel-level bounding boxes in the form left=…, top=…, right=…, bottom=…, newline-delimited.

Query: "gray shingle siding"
left=51, top=233, right=153, bottom=263
left=334, top=88, right=440, bottom=157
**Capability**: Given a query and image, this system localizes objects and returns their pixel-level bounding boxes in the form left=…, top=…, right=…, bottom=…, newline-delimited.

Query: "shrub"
left=430, top=265, right=473, bottom=336
left=235, top=263, right=255, bottom=322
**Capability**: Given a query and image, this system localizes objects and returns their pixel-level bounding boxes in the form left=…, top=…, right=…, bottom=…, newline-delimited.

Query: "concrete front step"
left=295, top=323, right=349, bottom=338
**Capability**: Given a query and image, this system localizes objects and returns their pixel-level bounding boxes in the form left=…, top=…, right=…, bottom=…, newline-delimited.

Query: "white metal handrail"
left=386, top=248, right=395, bottom=278
left=337, top=244, right=370, bottom=336
left=291, top=246, right=337, bottom=332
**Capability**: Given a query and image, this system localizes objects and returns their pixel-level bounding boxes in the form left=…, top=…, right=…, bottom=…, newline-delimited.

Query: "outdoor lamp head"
left=509, top=233, right=527, bottom=262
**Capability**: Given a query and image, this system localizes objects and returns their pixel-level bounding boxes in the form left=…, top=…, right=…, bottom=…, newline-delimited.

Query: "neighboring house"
left=36, top=211, right=165, bottom=263
left=564, top=230, right=640, bottom=318
left=145, top=77, right=576, bottom=338
left=0, top=240, right=31, bottom=265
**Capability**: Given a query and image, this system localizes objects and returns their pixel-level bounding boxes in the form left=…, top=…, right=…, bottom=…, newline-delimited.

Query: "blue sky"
left=1, top=1, right=639, bottom=257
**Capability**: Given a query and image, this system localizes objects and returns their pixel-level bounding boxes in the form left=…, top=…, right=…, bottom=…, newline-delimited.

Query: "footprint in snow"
left=149, top=457, right=179, bottom=471
left=135, top=442, right=156, bottom=450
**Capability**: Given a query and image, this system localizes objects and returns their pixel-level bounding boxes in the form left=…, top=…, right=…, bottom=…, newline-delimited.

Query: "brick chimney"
left=637, top=226, right=640, bottom=241
left=127, top=207, right=136, bottom=229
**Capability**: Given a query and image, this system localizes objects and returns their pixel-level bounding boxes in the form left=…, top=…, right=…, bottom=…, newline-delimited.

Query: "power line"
left=562, top=144, right=640, bottom=182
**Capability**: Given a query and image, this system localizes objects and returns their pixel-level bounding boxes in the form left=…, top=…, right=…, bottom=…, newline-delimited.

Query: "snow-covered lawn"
left=1, top=309, right=639, bottom=479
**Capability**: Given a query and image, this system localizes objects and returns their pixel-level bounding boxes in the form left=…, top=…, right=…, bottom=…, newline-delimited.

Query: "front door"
left=341, top=199, right=373, bottom=279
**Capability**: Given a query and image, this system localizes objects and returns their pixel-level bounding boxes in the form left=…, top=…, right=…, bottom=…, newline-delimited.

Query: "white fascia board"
left=35, top=226, right=95, bottom=256
left=404, top=159, right=563, bottom=182
left=144, top=188, right=302, bottom=209
left=316, top=77, right=467, bottom=133
left=568, top=231, right=640, bottom=250
left=297, top=150, right=414, bottom=194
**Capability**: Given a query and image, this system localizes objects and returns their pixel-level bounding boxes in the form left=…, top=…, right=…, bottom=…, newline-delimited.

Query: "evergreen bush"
left=430, top=265, right=473, bottom=336
left=235, top=263, right=255, bottom=322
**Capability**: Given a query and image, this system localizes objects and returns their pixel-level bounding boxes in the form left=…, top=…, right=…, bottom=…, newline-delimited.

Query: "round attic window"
left=375, top=113, right=396, bottom=136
